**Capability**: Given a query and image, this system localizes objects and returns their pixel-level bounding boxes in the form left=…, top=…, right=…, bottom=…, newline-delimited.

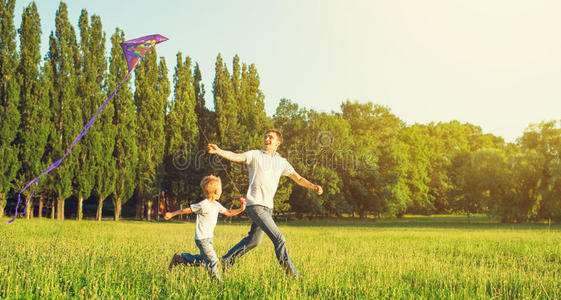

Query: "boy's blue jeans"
left=181, top=238, right=221, bottom=281
left=221, top=205, right=298, bottom=276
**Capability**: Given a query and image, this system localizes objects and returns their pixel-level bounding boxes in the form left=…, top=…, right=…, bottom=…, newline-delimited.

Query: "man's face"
left=264, top=132, right=281, bottom=151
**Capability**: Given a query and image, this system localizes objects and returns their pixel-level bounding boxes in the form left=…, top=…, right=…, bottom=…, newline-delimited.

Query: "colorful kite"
left=7, top=34, right=168, bottom=224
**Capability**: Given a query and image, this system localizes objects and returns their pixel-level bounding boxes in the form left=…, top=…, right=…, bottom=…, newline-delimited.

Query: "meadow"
left=1, top=215, right=560, bottom=299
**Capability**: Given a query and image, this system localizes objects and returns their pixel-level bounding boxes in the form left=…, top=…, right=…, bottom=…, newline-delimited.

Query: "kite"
left=7, top=34, right=168, bottom=224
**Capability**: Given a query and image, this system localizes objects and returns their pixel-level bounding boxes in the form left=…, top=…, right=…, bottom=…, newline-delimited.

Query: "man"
left=207, top=129, right=323, bottom=277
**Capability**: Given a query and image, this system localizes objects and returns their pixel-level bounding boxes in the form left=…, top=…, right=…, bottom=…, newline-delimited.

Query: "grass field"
left=1, top=215, right=560, bottom=299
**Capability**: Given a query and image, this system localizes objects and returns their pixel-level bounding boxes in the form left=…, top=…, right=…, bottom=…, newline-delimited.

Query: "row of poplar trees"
left=2, top=1, right=561, bottom=222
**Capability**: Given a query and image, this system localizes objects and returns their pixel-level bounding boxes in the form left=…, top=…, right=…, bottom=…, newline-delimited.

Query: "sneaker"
left=169, top=253, right=184, bottom=270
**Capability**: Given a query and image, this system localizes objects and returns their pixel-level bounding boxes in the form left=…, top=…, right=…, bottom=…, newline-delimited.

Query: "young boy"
left=164, top=175, right=246, bottom=281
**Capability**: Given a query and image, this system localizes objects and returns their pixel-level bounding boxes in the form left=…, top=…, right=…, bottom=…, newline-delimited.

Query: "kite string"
left=6, top=71, right=133, bottom=224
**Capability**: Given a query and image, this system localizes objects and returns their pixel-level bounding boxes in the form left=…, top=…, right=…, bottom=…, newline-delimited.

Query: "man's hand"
left=314, top=185, right=323, bottom=195
left=164, top=212, right=173, bottom=220
left=207, top=144, right=220, bottom=154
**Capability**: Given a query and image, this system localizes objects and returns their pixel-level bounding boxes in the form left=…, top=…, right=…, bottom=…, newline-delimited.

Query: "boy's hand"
left=239, top=197, right=247, bottom=210
left=164, top=212, right=173, bottom=220
left=207, top=144, right=220, bottom=154
left=314, top=185, right=323, bottom=195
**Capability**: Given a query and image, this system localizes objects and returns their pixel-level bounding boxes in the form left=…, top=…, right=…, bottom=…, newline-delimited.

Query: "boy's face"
left=264, top=132, right=281, bottom=151
left=214, top=185, right=222, bottom=200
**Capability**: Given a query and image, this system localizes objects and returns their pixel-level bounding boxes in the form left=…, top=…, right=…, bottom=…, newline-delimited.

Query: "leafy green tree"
left=45, top=1, right=81, bottom=220
left=135, top=49, right=166, bottom=220
left=164, top=52, right=199, bottom=205
left=399, top=125, right=431, bottom=214
left=213, top=54, right=240, bottom=148
left=15, top=1, right=49, bottom=219
left=450, top=149, right=509, bottom=222
left=193, top=62, right=210, bottom=149
left=275, top=99, right=351, bottom=215
left=110, top=28, right=137, bottom=221
left=341, top=101, right=408, bottom=217
left=76, top=10, right=109, bottom=220
left=86, top=15, right=114, bottom=221
left=0, top=0, right=20, bottom=218
left=518, top=121, right=561, bottom=221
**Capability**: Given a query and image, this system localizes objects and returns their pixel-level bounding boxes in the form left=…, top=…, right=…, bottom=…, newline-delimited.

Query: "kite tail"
left=6, top=71, right=133, bottom=224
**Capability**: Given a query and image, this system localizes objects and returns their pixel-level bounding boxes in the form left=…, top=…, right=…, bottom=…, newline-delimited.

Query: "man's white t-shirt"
left=190, top=199, right=227, bottom=240
left=243, top=150, right=295, bottom=209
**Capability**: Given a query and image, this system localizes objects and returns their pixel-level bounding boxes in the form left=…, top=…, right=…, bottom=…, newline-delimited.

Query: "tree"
left=518, top=121, right=561, bottom=221
left=450, top=149, right=509, bottom=222
left=16, top=1, right=49, bottom=219
left=399, top=125, right=431, bottom=214
left=110, top=28, right=137, bottom=221
left=75, top=10, right=106, bottom=220
left=45, top=1, right=81, bottom=220
left=135, top=49, right=166, bottom=220
left=86, top=15, right=114, bottom=221
left=164, top=52, right=199, bottom=205
left=0, top=0, right=20, bottom=218
left=193, top=62, right=209, bottom=150
left=341, top=101, right=408, bottom=217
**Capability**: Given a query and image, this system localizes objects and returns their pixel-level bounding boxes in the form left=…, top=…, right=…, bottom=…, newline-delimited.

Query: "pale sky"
left=13, top=0, right=561, bottom=142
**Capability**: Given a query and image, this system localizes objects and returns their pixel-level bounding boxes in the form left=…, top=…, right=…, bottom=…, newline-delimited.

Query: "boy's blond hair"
left=200, top=175, right=221, bottom=198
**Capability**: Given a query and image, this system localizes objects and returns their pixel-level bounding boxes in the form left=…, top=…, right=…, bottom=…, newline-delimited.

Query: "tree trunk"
left=0, top=193, right=4, bottom=218
left=146, top=201, right=152, bottom=221
left=179, top=204, right=183, bottom=220
left=56, top=196, right=65, bottom=220
left=38, top=197, right=43, bottom=219
left=77, top=196, right=83, bottom=221
left=114, top=197, right=121, bottom=221
left=50, top=200, right=55, bottom=219
left=96, top=196, right=105, bottom=221
left=25, top=199, right=33, bottom=219
left=136, top=186, right=144, bottom=219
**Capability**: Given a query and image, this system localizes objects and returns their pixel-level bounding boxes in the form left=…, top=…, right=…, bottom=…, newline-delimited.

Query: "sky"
left=13, top=0, right=561, bottom=142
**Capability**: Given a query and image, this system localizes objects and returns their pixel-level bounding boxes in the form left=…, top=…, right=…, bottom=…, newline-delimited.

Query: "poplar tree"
left=46, top=1, right=81, bottom=220
left=75, top=10, right=97, bottom=220
left=241, top=62, right=270, bottom=147
left=152, top=56, right=170, bottom=220
left=213, top=54, right=239, bottom=148
left=0, top=0, right=20, bottom=218
left=90, top=16, right=114, bottom=221
left=164, top=52, right=199, bottom=203
left=193, top=63, right=209, bottom=150
left=16, top=1, right=49, bottom=219
left=110, top=28, right=136, bottom=221
left=135, top=49, right=165, bottom=219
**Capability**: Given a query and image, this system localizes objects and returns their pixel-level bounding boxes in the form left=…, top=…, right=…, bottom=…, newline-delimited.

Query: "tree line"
left=1, top=1, right=560, bottom=222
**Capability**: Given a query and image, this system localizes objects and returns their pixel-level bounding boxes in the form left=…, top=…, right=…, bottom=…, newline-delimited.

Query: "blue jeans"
left=222, top=205, right=298, bottom=276
left=181, top=238, right=221, bottom=281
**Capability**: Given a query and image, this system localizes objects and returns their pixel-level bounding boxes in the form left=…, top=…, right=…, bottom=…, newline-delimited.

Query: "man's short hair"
left=266, top=129, right=283, bottom=144
left=200, top=175, right=221, bottom=197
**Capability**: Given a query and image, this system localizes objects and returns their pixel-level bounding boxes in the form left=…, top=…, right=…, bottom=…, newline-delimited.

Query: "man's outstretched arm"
left=289, top=172, right=323, bottom=195
left=207, top=144, right=246, bottom=163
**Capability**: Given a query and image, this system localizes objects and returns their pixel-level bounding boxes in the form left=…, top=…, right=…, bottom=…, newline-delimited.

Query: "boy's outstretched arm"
left=289, top=172, right=323, bottom=195
left=207, top=144, right=246, bottom=163
left=221, top=201, right=247, bottom=217
left=164, top=207, right=193, bottom=220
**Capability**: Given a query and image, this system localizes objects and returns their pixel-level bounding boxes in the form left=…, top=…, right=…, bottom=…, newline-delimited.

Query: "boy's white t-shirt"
left=243, top=150, right=295, bottom=209
left=190, top=199, right=227, bottom=240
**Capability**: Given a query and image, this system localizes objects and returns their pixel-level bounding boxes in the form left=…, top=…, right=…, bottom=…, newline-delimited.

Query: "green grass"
left=1, top=215, right=560, bottom=299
